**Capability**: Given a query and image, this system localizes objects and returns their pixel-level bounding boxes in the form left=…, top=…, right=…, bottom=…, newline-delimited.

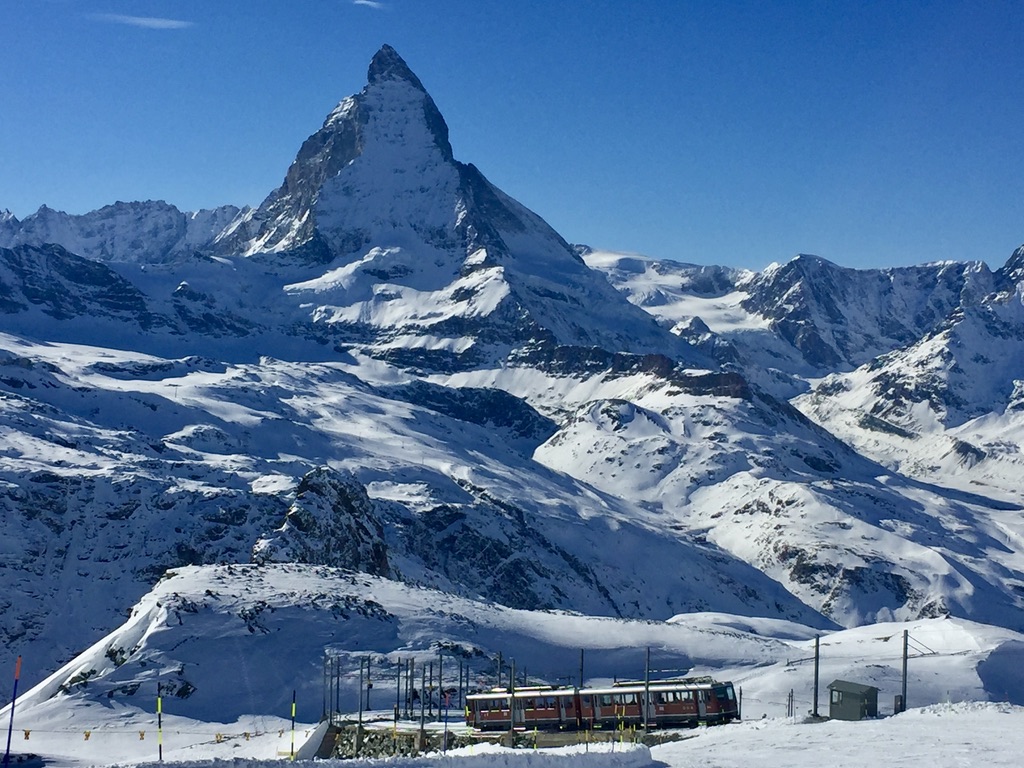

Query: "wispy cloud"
left=352, top=0, right=386, bottom=9
left=90, top=13, right=194, bottom=30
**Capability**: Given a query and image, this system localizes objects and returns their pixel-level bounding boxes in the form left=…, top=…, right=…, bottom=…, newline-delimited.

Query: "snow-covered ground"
left=6, top=703, right=1024, bottom=766
left=655, top=702, right=1024, bottom=767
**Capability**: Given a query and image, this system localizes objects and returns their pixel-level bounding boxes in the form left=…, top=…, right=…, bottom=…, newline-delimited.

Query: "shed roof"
left=827, top=679, right=879, bottom=695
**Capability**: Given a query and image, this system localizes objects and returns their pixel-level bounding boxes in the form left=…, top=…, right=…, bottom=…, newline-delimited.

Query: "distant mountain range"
left=2, top=45, right=1022, bottom=700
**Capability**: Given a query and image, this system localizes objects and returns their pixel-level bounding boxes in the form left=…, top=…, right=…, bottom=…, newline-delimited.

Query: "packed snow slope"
left=5, top=563, right=1024, bottom=767
left=2, top=45, right=1024, bottom=704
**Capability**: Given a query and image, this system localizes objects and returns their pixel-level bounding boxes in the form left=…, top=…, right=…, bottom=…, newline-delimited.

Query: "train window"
left=600, top=694, right=614, bottom=706
left=654, top=693, right=665, bottom=704
left=623, top=693, right=636, bottom=704
left=682, top=691, right=692, bottom=701
left=581, top=695, right=592, bottom=706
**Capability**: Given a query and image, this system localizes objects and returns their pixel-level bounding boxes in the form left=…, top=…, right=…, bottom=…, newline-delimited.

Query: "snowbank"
left=123, top=742, right=653, bottom=768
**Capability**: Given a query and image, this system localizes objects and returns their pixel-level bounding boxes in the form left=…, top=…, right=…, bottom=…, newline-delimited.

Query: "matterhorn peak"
left=367, top=44, right=428, bottom=91
left=234, top=44, right=462, bottom=258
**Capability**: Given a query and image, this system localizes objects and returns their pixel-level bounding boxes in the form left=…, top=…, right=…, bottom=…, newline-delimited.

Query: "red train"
left=466, top=676, right=739, bottom=731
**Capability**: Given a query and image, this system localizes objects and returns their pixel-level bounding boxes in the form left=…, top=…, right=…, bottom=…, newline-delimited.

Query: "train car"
left=641, top=678, right=739, bottom=727
left=465, top=677, right=739, bottom=731
left=466, top=686, right=578, bottom=731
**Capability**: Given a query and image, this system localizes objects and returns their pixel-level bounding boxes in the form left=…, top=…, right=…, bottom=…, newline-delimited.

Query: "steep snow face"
left=0, top=201, right=242, bottom=264
left=239, top=45, right=458, bottom=259
left=312, top=80, right=460, bottom=257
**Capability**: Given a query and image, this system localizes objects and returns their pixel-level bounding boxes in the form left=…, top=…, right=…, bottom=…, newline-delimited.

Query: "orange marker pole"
left=3, top=656, right=22, bottom=768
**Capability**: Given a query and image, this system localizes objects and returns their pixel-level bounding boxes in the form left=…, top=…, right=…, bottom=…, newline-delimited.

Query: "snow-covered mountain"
left=795, top=249, right=1024, bottom=504
left=584, top=249, right=1010, bottom=393
left=2, top=43, right=1024, bottom=724
left=586, top=247, right=1024, bottom=505
left=0, top=201, right=242, bottom=264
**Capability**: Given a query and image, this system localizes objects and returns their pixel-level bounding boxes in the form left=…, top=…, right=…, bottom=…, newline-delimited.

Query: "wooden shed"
left=827, top=679, right=878, bottom=721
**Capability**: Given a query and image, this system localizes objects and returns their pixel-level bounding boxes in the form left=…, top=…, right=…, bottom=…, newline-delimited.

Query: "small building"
left=827, top=679, right=879, bottom=721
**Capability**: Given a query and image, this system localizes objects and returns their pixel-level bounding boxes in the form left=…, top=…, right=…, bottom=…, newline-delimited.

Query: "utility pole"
left=510, top=659, right=517, bottom=731
left=812, top=635, right=820, bottom=718
left=366, top=655, right=372, bottom=711
left=406, top=659, right=414, bottom=719
left=643, top=646, right=651, bottom=730
left=428, top=661, right=434, bottom=717
left=418, top=660, right=426, bottom=754
left=901, top=629, right=909, bottom=713
left=395, top=657, right=402, bottom=724
left=357, top=658, right=364, bottom=757
left=334, top=656, right=341, bottom=724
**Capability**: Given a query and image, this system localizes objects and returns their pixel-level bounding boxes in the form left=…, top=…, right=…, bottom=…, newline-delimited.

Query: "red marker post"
left=3, top=656, right=22, bottom=768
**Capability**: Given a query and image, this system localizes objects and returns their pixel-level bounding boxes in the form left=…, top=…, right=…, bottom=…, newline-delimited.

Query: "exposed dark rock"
left=378, top=380, right=557, bottom=449
left=253, top=467, right=390, bottom=576
left=0, top=243, right=156, bottom=325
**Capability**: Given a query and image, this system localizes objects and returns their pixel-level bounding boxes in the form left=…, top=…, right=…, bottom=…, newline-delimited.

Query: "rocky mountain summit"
left=2, top=46, right=1024, bottom=698
left=2, top=46, right=684, bottom=371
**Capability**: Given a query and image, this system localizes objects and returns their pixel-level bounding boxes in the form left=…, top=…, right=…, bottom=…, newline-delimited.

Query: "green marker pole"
left=290, top=690, right=296, bottom=760
left=157, top=685, right=163, bottom=762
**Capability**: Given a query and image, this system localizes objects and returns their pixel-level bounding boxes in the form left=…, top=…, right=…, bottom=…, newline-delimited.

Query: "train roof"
left=466, top=687, right=577, bottom=700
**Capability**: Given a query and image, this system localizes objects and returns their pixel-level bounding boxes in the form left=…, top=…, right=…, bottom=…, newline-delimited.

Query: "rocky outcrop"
left=253, top=467, right=390, bottom=575
left=0, top=243, right=157, bottom=324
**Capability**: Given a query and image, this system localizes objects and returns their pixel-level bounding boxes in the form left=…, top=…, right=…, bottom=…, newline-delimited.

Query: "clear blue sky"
left=2, top=1, right=1022, bottom=270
